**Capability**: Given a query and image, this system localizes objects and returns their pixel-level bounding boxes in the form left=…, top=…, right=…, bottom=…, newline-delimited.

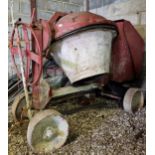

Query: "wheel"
left=9, top=22, right=43, bottom=86
left=12, top=92, right=32, bottom=122
left=27, top=109, right=69, bottom=153
left=123, top=88, right=144, bottom=113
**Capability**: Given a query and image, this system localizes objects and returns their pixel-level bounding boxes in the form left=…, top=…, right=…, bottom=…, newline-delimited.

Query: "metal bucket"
left=50, top=28, right=116, bottom=83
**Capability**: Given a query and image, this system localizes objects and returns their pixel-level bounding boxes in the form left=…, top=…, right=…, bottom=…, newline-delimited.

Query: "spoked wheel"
left=9, top=22, right=43, bottom=86
left=27, top=109, right=69, bottom=153
left=12, top=92, right=32, bottom=122
left=123, top=88, right=144, bottom=113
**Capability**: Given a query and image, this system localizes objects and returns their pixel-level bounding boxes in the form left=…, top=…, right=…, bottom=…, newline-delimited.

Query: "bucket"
left=50, top=28, right=116, bottom=83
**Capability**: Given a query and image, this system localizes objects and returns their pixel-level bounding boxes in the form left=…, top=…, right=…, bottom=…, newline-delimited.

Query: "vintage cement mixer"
left=9, top=11, right=145, bottom=153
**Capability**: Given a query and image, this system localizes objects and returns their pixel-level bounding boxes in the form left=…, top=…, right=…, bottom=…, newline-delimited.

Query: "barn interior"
left=8, top=0, right=146, bottom=154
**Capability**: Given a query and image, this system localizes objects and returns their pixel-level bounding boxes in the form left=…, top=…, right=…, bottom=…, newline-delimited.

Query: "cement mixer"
left=9, top=10, right=145, bottom=153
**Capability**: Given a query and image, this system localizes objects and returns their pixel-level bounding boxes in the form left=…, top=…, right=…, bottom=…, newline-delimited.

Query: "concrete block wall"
left=8, top=0, right=146, bottom=38
left=90, top=0, right=146, bottom=40
left=8, top=0, right=85, bottom=38
left=8, top=0, right=84, bottom=24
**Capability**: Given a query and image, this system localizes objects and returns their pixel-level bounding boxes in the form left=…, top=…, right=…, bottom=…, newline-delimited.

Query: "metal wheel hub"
left=43, top=126, right=55, bottom=140
left=123, top=88, right=144, bottom=113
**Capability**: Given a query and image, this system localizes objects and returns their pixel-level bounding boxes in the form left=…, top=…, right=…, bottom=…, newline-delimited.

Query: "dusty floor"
left=8, top=97, right=145, bottom=155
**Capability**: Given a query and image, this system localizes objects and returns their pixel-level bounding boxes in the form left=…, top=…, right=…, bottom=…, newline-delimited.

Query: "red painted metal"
left=48, top=12, right=67, bottom=26
left=10, top=12, right=116, bottom=85
left=46, top=12, right=68, bottom=47
left=10, top=27, right=21, bottom=79
left=30, top=0, right=37, bottom=22
left=41, top=19, right=52, bottom=51
left=111, top=20, right=145, bottom=82
left=52, top=12, right=117, bottom=40
left=31, top=26, right=44, bottom=110
left=10, top=22, right=43, bottom=86
left=10, top=12, right=145, bottom=110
